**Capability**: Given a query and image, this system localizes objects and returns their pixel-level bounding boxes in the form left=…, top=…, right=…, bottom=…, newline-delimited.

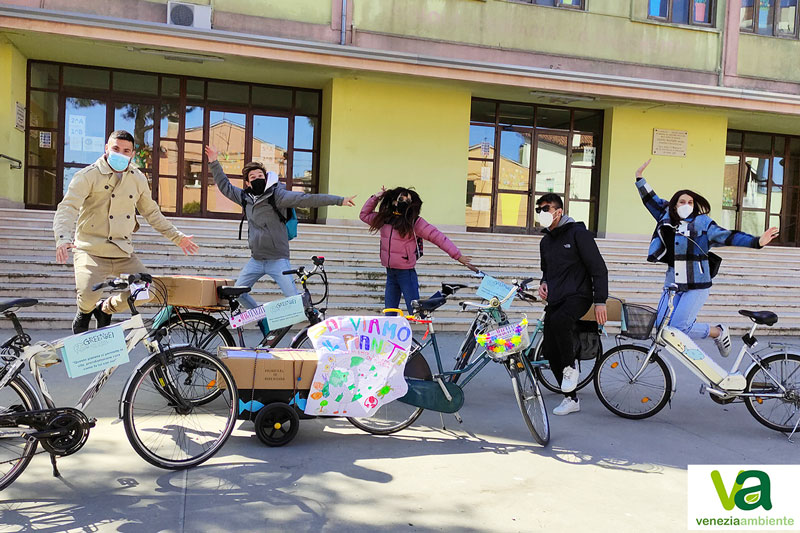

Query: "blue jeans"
left=235, top=257, right=299, bottom=310
left=385, top=268, right=420, bottom=315
left=656, top=279, right=711, bottom=339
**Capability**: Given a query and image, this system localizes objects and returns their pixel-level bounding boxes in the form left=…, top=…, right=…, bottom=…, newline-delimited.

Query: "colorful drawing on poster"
left=303, top=316, right=413, bottom=417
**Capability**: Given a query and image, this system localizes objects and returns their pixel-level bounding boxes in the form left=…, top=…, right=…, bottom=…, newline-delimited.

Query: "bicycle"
left=0, top=273, right=239, bottom=491
left=346, top=279, right=551, bottom=445
left=153, top=256, right=329, bottom=352
left=593, top=285, right=800, bottom=439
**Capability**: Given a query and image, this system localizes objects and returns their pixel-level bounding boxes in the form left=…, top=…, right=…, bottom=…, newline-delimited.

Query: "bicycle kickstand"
left=787, top=417, right=800, bottom=443
left=434, top=377, right=463, bottom=428
left=50, top=453, right=61, bottom=478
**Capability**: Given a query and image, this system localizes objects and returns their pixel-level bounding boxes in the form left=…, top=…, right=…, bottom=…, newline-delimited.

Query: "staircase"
left=2, top=207, right=799, bottom=334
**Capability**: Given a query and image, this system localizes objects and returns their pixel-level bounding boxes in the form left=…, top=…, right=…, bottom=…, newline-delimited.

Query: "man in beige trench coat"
left=54, top=130, right=198, bottom=334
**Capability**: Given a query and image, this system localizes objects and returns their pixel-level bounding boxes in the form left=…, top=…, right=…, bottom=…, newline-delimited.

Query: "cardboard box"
left=218, top=347, right=319, bottom=391
left=580, top=298, right=624, bottom=322
left=152, top=275, right=235, bottom=308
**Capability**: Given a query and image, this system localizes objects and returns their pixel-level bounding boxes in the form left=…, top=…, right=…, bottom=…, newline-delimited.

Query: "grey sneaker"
left=714, top=324, right=731, bottom=357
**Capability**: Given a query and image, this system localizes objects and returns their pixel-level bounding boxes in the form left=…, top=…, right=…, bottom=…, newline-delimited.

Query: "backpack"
left=238, top=191, right=298, bottom=241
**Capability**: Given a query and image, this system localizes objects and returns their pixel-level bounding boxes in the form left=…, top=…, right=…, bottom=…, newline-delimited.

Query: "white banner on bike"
left=303, top=316, right=412, bottom=417
left=60, top=325, right=129, bottom=378
left=228, top=295, right=306, bottom=330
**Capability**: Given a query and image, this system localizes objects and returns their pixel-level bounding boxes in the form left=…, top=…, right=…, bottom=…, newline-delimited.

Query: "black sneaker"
left=72, top=311, right=93, bottom=334
left=94, top=300, right=112, bottom=328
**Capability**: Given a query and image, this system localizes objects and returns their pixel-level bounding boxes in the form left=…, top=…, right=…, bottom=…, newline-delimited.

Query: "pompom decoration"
left=475, top=317, right=530, bottom=356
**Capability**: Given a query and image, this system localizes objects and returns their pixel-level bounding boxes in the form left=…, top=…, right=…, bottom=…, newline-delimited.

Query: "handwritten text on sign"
left=60, top=325, right=129, bottom=378
left=229, top=295, right=306, bottom=329
left=476, top=275, right=515, bottom=309
left=304, top=316, right=412, bottom=417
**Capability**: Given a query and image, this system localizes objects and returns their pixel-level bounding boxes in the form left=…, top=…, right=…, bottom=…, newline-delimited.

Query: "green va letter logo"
left=710, top=470, right=773, bottom=511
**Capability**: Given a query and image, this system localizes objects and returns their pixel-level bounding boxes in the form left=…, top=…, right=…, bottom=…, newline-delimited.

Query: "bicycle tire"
left=509, top=355, right=550, bottom=446
left=163, top=312, right=235, bottom=405
left=123, top=347, right=238, bottom=470
left=449, top=335, right=478, bottom=385
left=346, top=342, right=430, bottom=435
left=744, top=352, right=800, bottom=433
left=290, top=329, right=313, bottom=350
left=530, top=337, right=596, bottom=394
left=164, top=311, right=235, bottom=353
left=0, top=377, right=42, bottom=491
left=593, top=344, right=671, bottom=420
left=254, top=402, right=300, bottom=447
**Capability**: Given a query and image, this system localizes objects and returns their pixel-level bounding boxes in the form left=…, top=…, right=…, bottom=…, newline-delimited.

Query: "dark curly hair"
left=367, top=187, right=423, bottom=238
left=241, top=161, right=267, bottom=182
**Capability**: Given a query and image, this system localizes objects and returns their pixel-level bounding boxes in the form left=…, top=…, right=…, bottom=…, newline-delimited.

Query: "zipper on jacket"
left=387, top=226, right=393, bottom=268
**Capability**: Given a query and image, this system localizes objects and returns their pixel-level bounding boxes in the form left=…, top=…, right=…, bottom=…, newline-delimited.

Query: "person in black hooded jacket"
left=537, top=193, right=608, bottom=416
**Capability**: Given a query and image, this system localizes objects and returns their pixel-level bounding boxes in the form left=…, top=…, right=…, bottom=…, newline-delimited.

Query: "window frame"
left=740, top=0, right=800, bottom=38
left=647, top=0, right=716, bottom=27
left=509, top=0, right=586, bottom=10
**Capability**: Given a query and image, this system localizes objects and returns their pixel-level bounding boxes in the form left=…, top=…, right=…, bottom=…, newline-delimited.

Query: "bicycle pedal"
left=699, top=384, right=706, bottom=395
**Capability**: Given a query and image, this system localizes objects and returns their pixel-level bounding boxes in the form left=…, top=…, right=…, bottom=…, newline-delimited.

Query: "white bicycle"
left=593, top=285, right=800, bottom=439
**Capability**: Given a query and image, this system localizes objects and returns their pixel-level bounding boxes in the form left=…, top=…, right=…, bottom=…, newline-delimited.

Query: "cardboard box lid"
left=580, top=297, right=624, bottom=322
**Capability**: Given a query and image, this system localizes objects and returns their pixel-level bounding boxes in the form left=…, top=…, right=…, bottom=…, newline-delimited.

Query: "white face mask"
left=538, top=211, right=554, bottom=227
left=676, top=204, right=694, bottom=219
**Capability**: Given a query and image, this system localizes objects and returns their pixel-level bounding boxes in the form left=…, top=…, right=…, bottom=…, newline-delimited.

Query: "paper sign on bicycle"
left=476, top=275, right=515, bottom=310
left=303, top=316, right=412, bottom=417
left=229, top=294, right=306, bottom=330
left=59, top=325, right=129, bottom=378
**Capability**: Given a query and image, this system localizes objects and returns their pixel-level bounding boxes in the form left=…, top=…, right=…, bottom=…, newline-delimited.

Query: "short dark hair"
left=108, top=130, right=134, bottom=144
left=241, top=162, right=267, bottom=181
left=536, top=193, right=563, bottom=210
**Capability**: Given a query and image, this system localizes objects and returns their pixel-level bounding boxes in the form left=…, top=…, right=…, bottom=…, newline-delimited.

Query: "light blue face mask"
left=106, top=151, right=131, bottom=172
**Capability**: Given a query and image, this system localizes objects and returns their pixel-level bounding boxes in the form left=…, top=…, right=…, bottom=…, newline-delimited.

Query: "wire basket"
left=621, top=303, right=658, bottom=340
left=475, top=317, right=531, bottom=359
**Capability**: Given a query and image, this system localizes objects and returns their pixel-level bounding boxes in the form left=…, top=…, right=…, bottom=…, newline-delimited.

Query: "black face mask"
left=247, top=179, right=267, bottom=196
left=395, top=199, right=411, bottom=213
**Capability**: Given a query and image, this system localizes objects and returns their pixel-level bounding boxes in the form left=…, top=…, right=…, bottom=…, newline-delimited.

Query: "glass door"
left=205, top=108, right=247, bottom=216
left=495, top=127, right=533, bottom=233
left=63, top=97, right=107, bottom=196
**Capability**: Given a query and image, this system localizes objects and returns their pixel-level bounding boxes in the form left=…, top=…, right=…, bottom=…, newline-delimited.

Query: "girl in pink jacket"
left=360, top=187, right=475, bottom=314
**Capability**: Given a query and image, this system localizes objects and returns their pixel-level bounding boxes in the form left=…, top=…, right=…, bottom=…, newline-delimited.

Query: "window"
left=740, top=0, right=799, bottom=38
left=513, top=0, right=585, bottom=9
left=648, top=0, right=713, bottom=26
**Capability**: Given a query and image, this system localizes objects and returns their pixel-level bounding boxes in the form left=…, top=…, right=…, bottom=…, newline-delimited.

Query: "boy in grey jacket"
left=204, top=146, right=355, bottom=332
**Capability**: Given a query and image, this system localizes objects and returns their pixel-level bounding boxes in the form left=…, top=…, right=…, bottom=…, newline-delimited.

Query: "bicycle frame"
left=629, top=289, right=790, bottom=400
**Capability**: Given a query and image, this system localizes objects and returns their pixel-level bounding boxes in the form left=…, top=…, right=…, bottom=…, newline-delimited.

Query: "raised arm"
left=634, top=159, right=669, bottom=221
left=359, top=193, right=382, bottom=225
left=208, top=159, right=244, bottom=206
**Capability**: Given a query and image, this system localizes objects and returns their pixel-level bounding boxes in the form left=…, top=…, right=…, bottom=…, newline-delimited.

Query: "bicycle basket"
left=621, top=303, right=657, bottom=340
left=475, top=317, right=531, bottom=357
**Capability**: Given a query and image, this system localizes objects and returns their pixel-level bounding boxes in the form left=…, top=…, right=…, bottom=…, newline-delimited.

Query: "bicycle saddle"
left=738, top=310, right=778, bottom=326
left=412, top=296, right=448, bottom=313
left=217, top=286, right=252, bottom=299
left=442, top=283, right=468, bottom=296
left=0, top=298, right=38, bottom=313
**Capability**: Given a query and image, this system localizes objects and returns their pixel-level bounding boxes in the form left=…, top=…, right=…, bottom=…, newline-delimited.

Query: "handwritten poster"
left=304, top=316, right=413, bottom=417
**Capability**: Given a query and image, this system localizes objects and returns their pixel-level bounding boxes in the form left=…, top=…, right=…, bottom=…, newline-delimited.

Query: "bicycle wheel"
left=347, top=342, right=430, bottom=435
left=123, top=347, right=238, bottom=469
left=0, top=377, right=42, bottom=491
left=163, top=312, right=235, bottom=405
left=530, top=337, right=596, bottom=394
left=593, top=344, right=671, bottom=420
left=509, top=355, right=549, bottom=446
left=449, top=335, right=478, bottom=385
left=290, top=328, right=313, bottom=350
left=744, top=352, right=800, bottom=433
left=164, top=312, right=235, bottom=353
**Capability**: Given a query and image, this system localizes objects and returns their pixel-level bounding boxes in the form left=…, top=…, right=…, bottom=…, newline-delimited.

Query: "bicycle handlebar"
left=92, top=273, right=152, bottom=291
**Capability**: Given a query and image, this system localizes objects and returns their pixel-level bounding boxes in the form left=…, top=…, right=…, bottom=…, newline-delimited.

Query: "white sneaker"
left=714, top=324, right=731, bottom=357
left=553, top=397, right=580, bottom=416
left=561, top=365, right=579, bottom=393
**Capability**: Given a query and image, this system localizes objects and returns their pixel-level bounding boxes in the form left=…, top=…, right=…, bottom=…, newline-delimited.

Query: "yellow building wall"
left=144, top=0, right=331, bottom=25
left=321, top=78, right=471, bottom=227
left=0, top=38, right=27, bottom=207
left=601, top=106, right=728, bottom=237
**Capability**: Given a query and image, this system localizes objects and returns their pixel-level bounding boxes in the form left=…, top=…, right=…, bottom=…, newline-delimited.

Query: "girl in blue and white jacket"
left=635, top=159, right=778, bottom=356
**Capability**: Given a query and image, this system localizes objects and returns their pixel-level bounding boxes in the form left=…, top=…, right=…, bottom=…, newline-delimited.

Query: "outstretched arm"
left=206, top=146, right=244, bottom=206
left=634, top=159, right=669, bottom=221
left=273, top=186, right=347, bottom=209
left=707, top=221, right=776, bottom=249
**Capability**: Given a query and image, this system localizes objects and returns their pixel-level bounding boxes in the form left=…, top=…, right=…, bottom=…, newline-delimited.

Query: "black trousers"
left=542, top=296, right=592, bottom=399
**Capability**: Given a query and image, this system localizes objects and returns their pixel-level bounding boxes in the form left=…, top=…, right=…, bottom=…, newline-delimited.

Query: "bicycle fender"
left=11, top=373, right=44, bottom=410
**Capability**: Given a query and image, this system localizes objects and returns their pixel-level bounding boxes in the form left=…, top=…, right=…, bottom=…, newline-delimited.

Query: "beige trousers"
left=73, top=249, right=148, bottom=314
